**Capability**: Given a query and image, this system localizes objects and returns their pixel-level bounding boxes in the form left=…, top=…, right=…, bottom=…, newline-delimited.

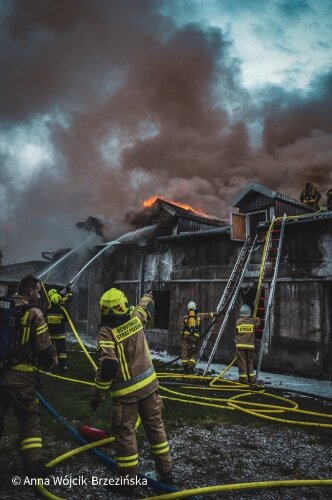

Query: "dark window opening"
left=153, top=291, right=170, bottom=329
left=77, top=287, right=88, bottom=321
left=247, top=211, right=267, bottom=239
left=240, top=286, right=256, bottom=315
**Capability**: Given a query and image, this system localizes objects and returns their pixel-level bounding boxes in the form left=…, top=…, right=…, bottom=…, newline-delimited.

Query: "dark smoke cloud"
left=0, top=0, right=331, bottom=264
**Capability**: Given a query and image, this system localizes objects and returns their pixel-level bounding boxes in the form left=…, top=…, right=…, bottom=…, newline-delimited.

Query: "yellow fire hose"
left=60, top=306, right=97, bottom=370
left=36, top=366, right=332, bottom=500
left=37, top=436, right=115, bottom=500
left=35, top=331, right=331, bottom=499
left=142, top=478, right=332, bottom=499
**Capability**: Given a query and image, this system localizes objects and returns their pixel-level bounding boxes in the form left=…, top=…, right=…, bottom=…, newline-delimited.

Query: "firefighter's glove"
left=90, top=398, right=102, bottom=411
left=64, top=292, right=73, bottom=303
left=60, top=284, right=72, bottom=297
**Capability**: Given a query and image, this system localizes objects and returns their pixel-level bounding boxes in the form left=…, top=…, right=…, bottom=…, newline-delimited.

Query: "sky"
left=0, top=0, right=331, bottom=263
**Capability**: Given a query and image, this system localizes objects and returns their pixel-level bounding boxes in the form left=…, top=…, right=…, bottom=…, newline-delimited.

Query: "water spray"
left=37, top=235, right=95, bottom=280
left=62, top=225, right=157, bottom=293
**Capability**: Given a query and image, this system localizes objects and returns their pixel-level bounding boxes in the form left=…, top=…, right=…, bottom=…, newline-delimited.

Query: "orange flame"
left=143, top=195, right=210, bottom=218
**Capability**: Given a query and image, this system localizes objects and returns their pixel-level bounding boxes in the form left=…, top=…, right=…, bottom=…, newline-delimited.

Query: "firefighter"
left=327, top=188, right=332, bottom=211
left=235, top=304, right=260, bottom=384
left=0, top=275, right=56, bottom=478
left=181, top=301, right=217, bottom=373
left=90, top=288, right=173, bottom=495
left=46, top=288, right=73, bottom=372
left=300, top=182, right=321, bottom=209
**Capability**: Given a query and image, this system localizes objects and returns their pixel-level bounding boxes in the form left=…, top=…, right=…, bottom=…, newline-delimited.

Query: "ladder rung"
left=272, top=230, right=281, bottom=233
left=257, top=307, right=266, bottom=311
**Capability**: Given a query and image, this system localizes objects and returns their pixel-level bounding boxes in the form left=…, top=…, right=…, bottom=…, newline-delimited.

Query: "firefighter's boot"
left=24, top=460, right=50, bottom=479
left=159, top=470, right=176, bottom=485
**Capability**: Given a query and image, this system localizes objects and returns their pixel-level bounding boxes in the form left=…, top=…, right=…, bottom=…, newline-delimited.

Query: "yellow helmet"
left=48, top=288, right=62, bottom=304
left=99, top=288, right=129, bottom=316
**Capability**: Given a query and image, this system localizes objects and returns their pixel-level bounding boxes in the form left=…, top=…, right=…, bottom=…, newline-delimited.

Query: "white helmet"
left=240, top=304, right=251, bottom=316
left=187, top=301, right=197, bottom=311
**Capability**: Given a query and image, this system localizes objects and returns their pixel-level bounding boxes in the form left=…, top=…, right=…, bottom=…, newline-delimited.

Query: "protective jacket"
left=181, top=311, right=216, bottom=339
left=46, top=304, right=67, bottom=340
left=300, top=185, right=321, bottom=205
left=235, top=316, right=260, bottom=350
left=93, top=293, right=158, bottom=403
left=0, top=295, right=55, bottom=374
left=92, top=293, right=172, bottom=480
left=0, top=295, right=55, bottom=471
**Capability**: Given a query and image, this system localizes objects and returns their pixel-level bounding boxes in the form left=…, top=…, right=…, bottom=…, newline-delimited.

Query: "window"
left=77, top=286, right=88, bottom=321
left=153, top=291, right=170, bottom=329
left=247, top=210, right=267, bottom=239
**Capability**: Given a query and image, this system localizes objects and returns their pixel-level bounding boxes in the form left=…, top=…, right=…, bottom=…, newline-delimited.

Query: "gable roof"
left=232, top=182, right=315, bottom=211
left=156, top=198, right=225, bottom=226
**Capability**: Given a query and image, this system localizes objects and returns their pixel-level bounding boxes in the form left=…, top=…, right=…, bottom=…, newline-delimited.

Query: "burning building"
left=0, top=183, right=331, bottom=378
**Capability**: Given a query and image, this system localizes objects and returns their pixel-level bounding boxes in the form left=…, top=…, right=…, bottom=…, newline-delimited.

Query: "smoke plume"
left=0, top=0, right=331, bottom=263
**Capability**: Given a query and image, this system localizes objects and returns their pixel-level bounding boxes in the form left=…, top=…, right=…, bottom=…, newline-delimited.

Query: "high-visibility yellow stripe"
left=36, top=324, right=48, bottom=335
left=58, top=354, right=67, bottom=359
left=134, top=306, right=147, bottom=321
left=20, top=310, right=30, bottom=326
left=11, top=364, right=36, bottom=372
left=117, top=460, right=138, bottom=468
left=21, top=326, right=31, bottom=344
left=236, top=343, right=255, bottom=349
left=51, top=335, right=66, bottom=340
left=21, top=437, right=42, bottom=444
left=151, top=446, right=170, bottom=455
left=118, top=343, right=130, bottom=381
left=98, top=341, right=115, bottom=349
left=189, top=359, right=196, bottom=364
left=111, top=371, right=157, bottom=398
left=182, top=360, right=189, bottom=364
left=95, top=380, right=111, bottom=389
left=21, top=443, right=42, bottom=450
left=117, top=453, right=138, bottom=461
left=117, top=344, right=127, bottom=381
left=151, top=441, right=168, bottom=449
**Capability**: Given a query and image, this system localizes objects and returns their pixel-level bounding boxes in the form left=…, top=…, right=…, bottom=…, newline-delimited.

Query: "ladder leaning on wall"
left=201, top=234, right=259, bottom=376
left=254, top=214, right=287, bottom=381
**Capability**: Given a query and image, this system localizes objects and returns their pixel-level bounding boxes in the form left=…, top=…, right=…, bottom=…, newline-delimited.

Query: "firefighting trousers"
left=181, top=335, right=198, bottom=368
left=51, top=337, right=67, bottom=369
left=111, top=390, right=172, bottom=478
left=236, top=348, right=255, bottom=383
left=0, top=371, right=43, bottom=467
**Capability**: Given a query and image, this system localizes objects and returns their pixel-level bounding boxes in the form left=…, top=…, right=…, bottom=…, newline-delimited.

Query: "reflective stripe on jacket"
left=235, top=316, right=260, bottom=350
left=2, top=295, right=54, bottom=374
left=94, top=294, right=158, bottom=403
left=181, top=312, right=215, bottom=338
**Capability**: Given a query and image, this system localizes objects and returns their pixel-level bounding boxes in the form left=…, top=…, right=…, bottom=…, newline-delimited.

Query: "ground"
left=0, top=349, right=332, bottom=500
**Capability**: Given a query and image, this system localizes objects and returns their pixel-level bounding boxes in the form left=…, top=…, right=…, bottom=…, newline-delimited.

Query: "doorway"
left=153, top=291, right=170, bottom=329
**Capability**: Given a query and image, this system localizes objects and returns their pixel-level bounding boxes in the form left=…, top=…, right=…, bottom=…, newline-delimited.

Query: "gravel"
left=1, top=421, right=331, bottom=499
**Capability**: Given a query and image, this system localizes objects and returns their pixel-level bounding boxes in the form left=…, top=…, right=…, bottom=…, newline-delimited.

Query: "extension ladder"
left=202, top=235, right=259, bottom=375
left=254, top=214, right=287, bottom=381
